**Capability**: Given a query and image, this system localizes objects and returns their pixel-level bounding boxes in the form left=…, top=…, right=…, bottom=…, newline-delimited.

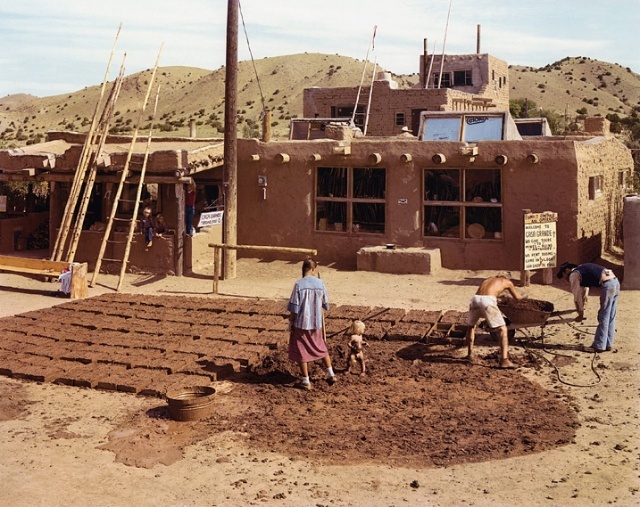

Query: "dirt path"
left=0, top=257, right=638, bottom=507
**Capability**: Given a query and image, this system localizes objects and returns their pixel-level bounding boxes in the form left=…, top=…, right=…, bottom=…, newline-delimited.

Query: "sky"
left=1, top=0, right=639, bottom=98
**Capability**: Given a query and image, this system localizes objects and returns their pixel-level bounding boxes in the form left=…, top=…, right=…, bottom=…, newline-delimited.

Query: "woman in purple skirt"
left=287, top=258, right=337, bottom=390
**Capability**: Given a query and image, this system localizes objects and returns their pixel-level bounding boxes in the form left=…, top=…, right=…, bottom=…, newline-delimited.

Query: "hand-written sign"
left=523, top=211, right=558, bottom=271
left=198, top=211, right=224, bottom=228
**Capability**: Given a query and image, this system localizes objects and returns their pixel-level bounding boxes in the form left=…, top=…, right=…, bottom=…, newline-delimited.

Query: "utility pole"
left=223, top=0, right=238, bottom=279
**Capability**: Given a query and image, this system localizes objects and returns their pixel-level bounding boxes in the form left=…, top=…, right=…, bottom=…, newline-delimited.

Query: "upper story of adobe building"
left=301, top=33, right=510, bottom=137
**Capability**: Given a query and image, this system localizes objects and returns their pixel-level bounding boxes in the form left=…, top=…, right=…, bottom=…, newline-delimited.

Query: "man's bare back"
left=476, top=276, right=521, bottom=300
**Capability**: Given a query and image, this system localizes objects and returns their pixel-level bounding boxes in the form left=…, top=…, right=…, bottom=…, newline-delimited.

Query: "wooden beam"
left=208, top=243, right=317, bottom=255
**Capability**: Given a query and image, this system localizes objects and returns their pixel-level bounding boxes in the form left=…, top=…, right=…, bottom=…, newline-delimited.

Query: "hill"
left=0, top=53, right=638, bottom=147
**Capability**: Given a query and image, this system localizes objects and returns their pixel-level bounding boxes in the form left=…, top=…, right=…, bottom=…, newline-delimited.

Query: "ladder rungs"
left=112, top=217, right=132, bottom=221
left=106, top=240, right=129, bottom=244
left=101, top=258, right=124, bottom=263
left=119, top=199, right=143, bottom=203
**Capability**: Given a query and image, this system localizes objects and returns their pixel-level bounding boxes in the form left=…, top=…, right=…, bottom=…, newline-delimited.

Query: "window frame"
left=589, top=175, right=603, bottom=200
left=453, top=70, right=473, bottom=86
left=422, top=168, right=503, bottom=240
left=315, top=166, right=387, bottom=234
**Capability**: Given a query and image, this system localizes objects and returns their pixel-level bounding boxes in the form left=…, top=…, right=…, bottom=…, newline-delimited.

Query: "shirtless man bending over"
left=465, top=276, right=523, bottom=369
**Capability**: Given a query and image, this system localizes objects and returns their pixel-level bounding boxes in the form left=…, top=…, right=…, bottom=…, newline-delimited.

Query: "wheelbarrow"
left=497, top=298, right=555, bottom=339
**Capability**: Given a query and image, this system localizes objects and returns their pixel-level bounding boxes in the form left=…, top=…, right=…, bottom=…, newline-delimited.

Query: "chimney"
left=476, top=24, right=481, bottom=54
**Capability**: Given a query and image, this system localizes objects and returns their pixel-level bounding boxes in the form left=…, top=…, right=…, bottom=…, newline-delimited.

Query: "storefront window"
left=316, top=167, right=386, bottom=233
left=424, top=168, right=502, bottom=239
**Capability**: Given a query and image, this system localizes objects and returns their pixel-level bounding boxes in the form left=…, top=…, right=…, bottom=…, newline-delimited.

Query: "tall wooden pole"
left=223, top=0, right=238, bottom=279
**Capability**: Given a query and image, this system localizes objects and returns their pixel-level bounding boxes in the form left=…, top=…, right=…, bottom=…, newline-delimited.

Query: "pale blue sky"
left=1, top=0, right=638, bottom=97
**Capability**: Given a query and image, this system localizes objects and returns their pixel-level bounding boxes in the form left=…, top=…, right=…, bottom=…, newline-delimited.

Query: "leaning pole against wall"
left=622, top=195, right=640, bottom=289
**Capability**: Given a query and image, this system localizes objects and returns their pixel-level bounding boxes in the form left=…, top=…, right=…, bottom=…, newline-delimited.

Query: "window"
left=316, top=167, right=386, bottom=233
left=421, top=114, right=505, bottom=141
left=423, top=168, right=502, bottom=239
left=618, top=170, right=628, bottom=189
left=395, top=112, right=405, bottom=126
left=331, top=105, right=366, bottom=129
left=431, top=72, right=452, bottom=88
left=453, top=70, right=472, bottom=86
left=589, top=175, right=603, bottom=200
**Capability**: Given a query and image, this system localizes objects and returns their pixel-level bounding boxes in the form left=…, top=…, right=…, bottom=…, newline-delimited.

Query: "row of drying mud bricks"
left=0, top=296, right=470, bottom=397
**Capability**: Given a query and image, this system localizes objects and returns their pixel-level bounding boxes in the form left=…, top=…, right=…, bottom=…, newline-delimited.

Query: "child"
left=155, top=213, right=168, bottom=235
left=347, top=320, right=367, bottom=376
left=140, top=207, right=155, bottom=247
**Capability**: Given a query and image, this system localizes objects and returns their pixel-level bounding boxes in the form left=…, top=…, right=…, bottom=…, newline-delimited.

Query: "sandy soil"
left=0, top=254, right=638, bottom=507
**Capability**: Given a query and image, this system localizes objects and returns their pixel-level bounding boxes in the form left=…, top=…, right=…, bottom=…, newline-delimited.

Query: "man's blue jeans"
left=185, top=205, right=195, bottom=235
left=592, top=277, right=619, bottom=350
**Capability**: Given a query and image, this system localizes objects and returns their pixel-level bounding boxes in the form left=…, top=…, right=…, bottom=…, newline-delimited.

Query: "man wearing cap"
left=557, top=262, right=620, bottom=352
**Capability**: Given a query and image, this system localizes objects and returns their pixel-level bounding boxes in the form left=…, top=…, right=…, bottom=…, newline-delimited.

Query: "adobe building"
left=0, top=42, right=634, bottom=276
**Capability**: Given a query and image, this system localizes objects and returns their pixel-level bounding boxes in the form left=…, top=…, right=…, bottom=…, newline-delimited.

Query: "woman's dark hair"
left=302, top=258, right=317, bottom=277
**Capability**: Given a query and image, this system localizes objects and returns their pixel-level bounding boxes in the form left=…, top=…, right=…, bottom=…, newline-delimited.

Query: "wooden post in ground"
left=223, top=0, right=239, bottom=280
left=208, top=243, right=317, bottom=294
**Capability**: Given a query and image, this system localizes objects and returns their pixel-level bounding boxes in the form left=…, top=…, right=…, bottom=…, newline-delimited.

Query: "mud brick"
left=247, top=330, right=286, bottom=349
left=11, top=359, right=58, bottom=382
left=219, top=327, right=261, bottom=344
left=198, top=324, right=228, bottom=340
left=237, top=314, right=288, bottom=332
left=51, top=363, right=94, bottom=387
left=0, top=338, right=29, bottom=354
left=137, top=371, right=174, bottom=398
left=366, top=307, right=407, bottom=324
left=173, top=362, right=217, bottom=381
left=94, top=364, right=130, bottom=391
left=402, top=309, right=443, bottom=324
left=94, top=333, right=135, bottom=349
left=362, top=321, right=393, bottom=340
left=117, top=367, right=167, bottom=394
left=0, top=350, right=19, bottom=377
left=386, top=322, right=431, bottom=341
left=171, top=339, right=209, bottom=356
left=327, top=304, right=371, bottom=320
left=440, top=310, right=469, bottom=324
left=128, top=350, right=173, bottom=372
left=194, top=358, right=236, bottom=379
left=95, top=350, right=133, bottom=368
left=210, top=312, right=249, bottom=327
left=20, top=342, right=58, bottom=360
left=242, top=299, right=285, bottom=316
left=324, top=318, right=351, bottom=336
left=143, top=372, right=208, bottom=397
left=208, top=343, right=269, bottom=369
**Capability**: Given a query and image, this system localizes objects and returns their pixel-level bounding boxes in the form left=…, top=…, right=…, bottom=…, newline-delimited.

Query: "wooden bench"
left=0, top=255, right=88, bottom=299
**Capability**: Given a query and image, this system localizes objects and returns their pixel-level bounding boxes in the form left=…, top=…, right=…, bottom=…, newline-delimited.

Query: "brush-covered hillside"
left=0, top=52, right=638, bottom=147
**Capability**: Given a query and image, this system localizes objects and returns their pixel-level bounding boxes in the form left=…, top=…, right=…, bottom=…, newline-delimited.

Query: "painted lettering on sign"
left=523, top=212, right=558, bottom=271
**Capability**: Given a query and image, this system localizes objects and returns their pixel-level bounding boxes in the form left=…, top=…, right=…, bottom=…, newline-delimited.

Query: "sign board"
left=0, top=196, right=6, bottom=213
left=198, top=211, right=224, bottom=228
left=523, top=211, right=558, bottom=271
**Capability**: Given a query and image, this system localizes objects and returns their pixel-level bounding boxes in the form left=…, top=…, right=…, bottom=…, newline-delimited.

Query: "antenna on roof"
left=350, top=25, right=377, bottom=128
left=437, top=0, right=453, bottom=89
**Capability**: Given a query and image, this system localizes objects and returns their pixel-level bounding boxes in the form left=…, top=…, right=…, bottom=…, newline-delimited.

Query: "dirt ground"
left=0, top=253, right=638, bottom=507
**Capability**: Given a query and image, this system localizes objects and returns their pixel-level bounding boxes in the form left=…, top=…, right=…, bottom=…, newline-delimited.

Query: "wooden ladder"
left=65, top=64, right=126, bottom=264
left=51, top=27, right=122, bottom=264
left=91, top=80, right=162, bottom=292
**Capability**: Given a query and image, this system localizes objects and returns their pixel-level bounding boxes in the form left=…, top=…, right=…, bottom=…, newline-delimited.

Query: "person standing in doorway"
left=287, top=258, right=337, bottom=390
left=557, top=262, right=619, bottom=352
left=185, top=182, right=196, bottom=236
